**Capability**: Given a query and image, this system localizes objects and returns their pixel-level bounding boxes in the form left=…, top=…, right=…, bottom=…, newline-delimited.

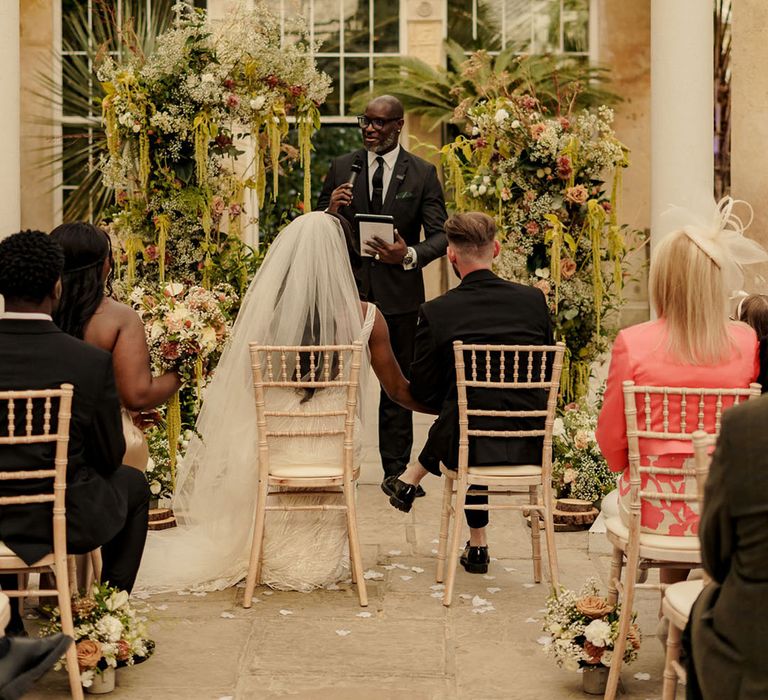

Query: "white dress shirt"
left=367, top=145, right=400, bottom=203
left=0, top=311, right=53, bottom=321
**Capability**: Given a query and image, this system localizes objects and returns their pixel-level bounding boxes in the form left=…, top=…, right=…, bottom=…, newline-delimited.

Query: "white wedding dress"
left=134, top=213, right=375, bottom=594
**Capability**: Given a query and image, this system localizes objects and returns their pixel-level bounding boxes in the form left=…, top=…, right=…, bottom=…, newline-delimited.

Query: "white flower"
left=548, top=622, right=562, bottom=635
left=132, top=123, right=141, bottom=133
left=584, top=619, right=612, bottom=648
left=483, top=175, right=491, bottom=185
left=552, top=417, right=565, bottom=437
left=106, top=590, right=130, bottom=611
left=563, top=468, right=576, bottom=484
left=471, top=126, right=480, bottom=136
left=146, top=457, right=156, bottom=473
left=510, top=119, right=521, bottom=129
left=164, top=282, right=184, bottom=297
left=601, top=650, right=613, bottom=667
left=534, top=267, right=550, bottom=279
left=249, top=95, right=266, bottom=111
left=564, top=657, right=580, bottom=672
left=201, top=73, right=215, bottom=83
left=95, top=614, right=124, bottom=643
left=469, top=184, right=478, bottom=195
left=80, top=670, right=95, bottom=688
left=494, top=108, right=509, bottom=125
left=478, top=184, right=488, bottom=195
left=150, top=322, right=164, bottom=341
left=150, top=480, right=162, bottom=495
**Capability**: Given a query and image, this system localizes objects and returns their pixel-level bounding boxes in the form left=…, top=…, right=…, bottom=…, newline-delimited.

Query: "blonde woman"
left=597, top=199, right=763, bottom=559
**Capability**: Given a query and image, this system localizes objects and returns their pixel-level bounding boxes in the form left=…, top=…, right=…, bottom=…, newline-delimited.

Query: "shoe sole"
left=460, top=560, right=489, bottom=574
left=381, top=480, right=396, bottom=498
left=389, top=495, right=413, bottom=513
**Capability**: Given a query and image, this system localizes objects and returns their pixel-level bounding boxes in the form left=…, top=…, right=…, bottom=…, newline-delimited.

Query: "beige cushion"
left=269, top=463, right=359, bottom=478
left=663, top=579, right=705, bottom=628
left=605, top=516, right=701, bottom=563
left=0, top=592, right=9, bottom=635
left=0, top=541, right=15, bottom=557
left=468, top=464, right=542, bottom=477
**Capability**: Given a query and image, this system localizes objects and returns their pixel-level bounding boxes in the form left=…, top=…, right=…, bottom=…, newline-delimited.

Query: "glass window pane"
left=62, top=125, right=90, bottom=187
left=532, top=0, right=560, bottom=53
left=563, top=0, right=589, bottom=52
left=61, top=0, right=87, bottom=50
left=373, top=0, right=399, bottom=53
left=314, top=1, right=341, bottom=50
left=503, top=0, right=533, bottom=50
left=316, top=57, right=340, bottom=116
left=344, top=56, right=370, bottom=115
left=476, top=1, right=503, bottom=52
left=62, top=55, right=93, bottom=118
left=345, top=0, right=370, bottom=53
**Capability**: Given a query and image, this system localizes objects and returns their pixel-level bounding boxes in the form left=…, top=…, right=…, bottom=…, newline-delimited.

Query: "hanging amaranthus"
left=297, top=112, right=314, bottom=210
left=584, top=200, right=607, bottom=336
left=153, top=213, right=171, bottom=283
left=544, top=214, right=575, bottom=313
left=193, top=112, right=214, bottom=186
left=166, top=391, right=181, bottom=489
left=125, top=236, right=144, bottom=284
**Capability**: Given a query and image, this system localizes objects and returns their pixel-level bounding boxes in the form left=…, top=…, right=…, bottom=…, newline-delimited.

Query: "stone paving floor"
left=28, top=485, right=670, bottom=700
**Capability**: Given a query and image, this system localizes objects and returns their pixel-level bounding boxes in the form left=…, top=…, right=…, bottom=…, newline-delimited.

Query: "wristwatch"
left=402, top=247, right=418, bottom=270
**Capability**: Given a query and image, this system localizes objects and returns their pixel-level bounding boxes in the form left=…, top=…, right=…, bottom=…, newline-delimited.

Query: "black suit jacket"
left=0, top=319, right=127, bottom=564
left=410, top=270, right=554, bottom=470
left=316, top=147, right=448, bottom=315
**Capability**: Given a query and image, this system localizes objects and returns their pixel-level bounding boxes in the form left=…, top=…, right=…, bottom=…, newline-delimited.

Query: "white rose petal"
left=400, top=576, right=412, bottom=581
left=279, top=609, right=293, bottom=616
left=356, top=612, right=372, bottom=618
left=388, top=550, right=402, bottom=556
left=486, top=587, right=501, bottom=594
left=494, top=108, right=510, bottom=124
left=633, top=672, right=651, bottom=681
left=220, top=612, right=235, bottom=618
left=335, top=629, right=351, bottom=636
left=363, top=570, right=384, bottom=580
left=411, top=567, right=424, bottom=574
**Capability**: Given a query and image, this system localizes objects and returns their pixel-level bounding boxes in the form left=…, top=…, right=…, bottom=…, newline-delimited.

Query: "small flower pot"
left=86, top=667, right=115, bottom=694
left=581, top=665, right=609, bottom=695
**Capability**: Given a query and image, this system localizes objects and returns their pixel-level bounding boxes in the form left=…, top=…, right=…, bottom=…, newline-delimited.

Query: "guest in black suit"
left=385, top=213, right=553, bottom=572
left=0, top=231, right=150, bottom=633
left=317, top=95, right=448, bottom=492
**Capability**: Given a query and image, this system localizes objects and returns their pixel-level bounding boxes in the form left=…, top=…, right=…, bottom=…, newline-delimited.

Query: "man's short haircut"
left=444, top=212, right=497, bottom=252
left=0, top=230, right=65, bottom=303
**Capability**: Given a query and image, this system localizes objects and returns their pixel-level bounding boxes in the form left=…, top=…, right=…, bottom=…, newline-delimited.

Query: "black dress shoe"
left=460, top=542, right=490, bottom=574
left=381, top=474, right=426, bottom=499
left=0, top=633, right=73, bottom=700
left=414, top=484, right=426, bottom=498
left=384, top=476, right=418, bottom=513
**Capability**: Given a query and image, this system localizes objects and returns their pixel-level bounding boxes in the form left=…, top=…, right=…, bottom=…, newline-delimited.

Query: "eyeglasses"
left=356, top=115, right=400, bottom=130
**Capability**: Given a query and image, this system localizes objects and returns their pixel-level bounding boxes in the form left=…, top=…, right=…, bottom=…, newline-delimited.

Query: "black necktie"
left=371, top=156, right=385, bottom=214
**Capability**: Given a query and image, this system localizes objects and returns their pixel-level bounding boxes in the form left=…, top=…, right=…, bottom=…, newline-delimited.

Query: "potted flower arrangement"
left=41, top=583, right=152, bottom=693
left=552, top=402, right=616, bottom=507
left=542, top=578, right=640, bottom=694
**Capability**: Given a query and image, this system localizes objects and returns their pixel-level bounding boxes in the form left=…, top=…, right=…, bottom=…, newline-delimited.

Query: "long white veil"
left=135, top=212, right=367, bottom=592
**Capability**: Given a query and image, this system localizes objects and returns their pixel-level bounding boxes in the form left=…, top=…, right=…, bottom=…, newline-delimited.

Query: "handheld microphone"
left=347, top=157, right=363, bottom=187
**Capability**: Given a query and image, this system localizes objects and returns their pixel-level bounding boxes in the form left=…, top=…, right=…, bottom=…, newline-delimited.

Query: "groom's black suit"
left=0, top=318, right=150, bottom=592
left=410, top=269, right=553, bottom=526
left=317, top=147, right=448, bottom=479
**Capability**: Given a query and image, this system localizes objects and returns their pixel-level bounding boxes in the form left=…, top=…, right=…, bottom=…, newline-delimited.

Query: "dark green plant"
left=714, top=0, right=731, bottom=199
left=350, top=39, right=617, bottom=131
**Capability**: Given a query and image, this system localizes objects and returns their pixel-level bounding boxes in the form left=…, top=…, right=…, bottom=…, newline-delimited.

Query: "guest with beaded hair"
left=50, top=222, right=180, bottom=471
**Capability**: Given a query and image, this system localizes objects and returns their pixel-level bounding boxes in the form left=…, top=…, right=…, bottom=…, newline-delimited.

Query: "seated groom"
left=385, top=212, right=553, bottom=573
left=0, top=231, right=150, bottom=634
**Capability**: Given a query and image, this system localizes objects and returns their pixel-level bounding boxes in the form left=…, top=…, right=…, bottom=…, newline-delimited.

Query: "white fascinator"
left=661, top=196, right=768, bottom=295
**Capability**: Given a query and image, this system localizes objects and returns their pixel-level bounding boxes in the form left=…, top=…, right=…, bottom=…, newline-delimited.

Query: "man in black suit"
left=0, top=231, right=150, bottom=633
left=385, top=213, right=553, bottom=572
left=317, top=95, right=448, bottom=493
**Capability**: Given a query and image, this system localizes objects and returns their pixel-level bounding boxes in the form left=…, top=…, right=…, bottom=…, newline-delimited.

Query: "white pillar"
left=650, top=0, right=713, bottom=246
left=0, top=1, right=20, bottom=239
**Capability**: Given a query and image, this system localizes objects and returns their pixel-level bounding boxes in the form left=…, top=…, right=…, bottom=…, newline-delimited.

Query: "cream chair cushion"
left=0, top=541, right=15, bottom=557
left=605, top=516, right=701, bottom=563
left=467, top=464, right=542, bottom=477
left=268, top=463, right=361, bottom=478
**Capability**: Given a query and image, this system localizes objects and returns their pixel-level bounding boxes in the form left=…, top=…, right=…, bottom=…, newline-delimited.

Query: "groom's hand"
left=365, top=229, right=407, bottom=264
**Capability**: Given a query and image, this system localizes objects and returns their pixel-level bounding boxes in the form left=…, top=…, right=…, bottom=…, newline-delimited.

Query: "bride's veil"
left=135, top=212, right=367, bottom=592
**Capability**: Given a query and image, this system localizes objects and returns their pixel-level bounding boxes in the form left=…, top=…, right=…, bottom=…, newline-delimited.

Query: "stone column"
left=0, top=1, right=20, bottom=239
left=731, top=0, right=768, bottom=276
left=650, top=0, right=713, bottom=245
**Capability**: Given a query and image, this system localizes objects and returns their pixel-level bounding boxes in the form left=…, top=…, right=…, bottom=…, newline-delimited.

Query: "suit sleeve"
left=699, top=416, right=735, bottom=584
left=411, top=164, right=448, bottom=267
left=408, top=308, right=445, bottom=411
left=595, top=331, right=631, bottom=472
left=315, top=158, right=337, bottom=211
left=86, top=357, right=126, bottom=477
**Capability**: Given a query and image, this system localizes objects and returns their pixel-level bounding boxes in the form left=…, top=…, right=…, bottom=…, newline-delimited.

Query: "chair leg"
left=90, top=549, right=102, bottom=586
left=604, top=550, right=638, bottom=700
left=529, top=487, right=542, bottom=584
left=436, top=477, right=454, bottom=583
left=343, top=477, right=368, bottom=607
left=243, top=475, right=270, bottom=609
left=607, top=546, right=623, bottom=606
left=541, top=488, right=559, bottom=590
left=442, top=479, right=468, bottom=607
left=662, top=620, right=683, bottom=700
left=54, top=562, right=84, bottom=700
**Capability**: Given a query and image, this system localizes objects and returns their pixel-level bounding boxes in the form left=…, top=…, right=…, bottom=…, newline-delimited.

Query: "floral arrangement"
left=95, top=2, right=330, bottom=500
left=128, top=282, right=238, bottom=485
left=98, top=1, right=329, bottom=287
left=542, top=578, right=640, bottom=671
left=41, top=583, right=152, bottom=689
left=442, top=93, right=633, bottom=402
left=552, top=402, right=615, bottom=503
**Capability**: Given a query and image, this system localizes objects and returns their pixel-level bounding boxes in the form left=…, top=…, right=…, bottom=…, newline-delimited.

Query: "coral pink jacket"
left=597, top=319, right=759, bottom=473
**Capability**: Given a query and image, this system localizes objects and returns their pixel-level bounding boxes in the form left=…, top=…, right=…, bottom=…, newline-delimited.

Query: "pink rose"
left=521, top=95, right=538, bottom=111
left=529, top=123, right=546, bottom=140
left=556, top=156, right=572, bottom=180
left=560, top=257, right=577, bottom=279
left=534, top=280, right=551, bottom=296
left=211, top=196, right=226, bottom=216
left=229, top=203, right=242, bottom=217
left=525, top=221, right=540, bottom=236
left=565, top=185, right=589, bottom=205
left=226, top=93, right=241, bottom=109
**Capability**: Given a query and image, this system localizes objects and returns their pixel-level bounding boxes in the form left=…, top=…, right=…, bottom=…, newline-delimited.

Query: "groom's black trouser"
left=378, top=311, right=418, bottom=479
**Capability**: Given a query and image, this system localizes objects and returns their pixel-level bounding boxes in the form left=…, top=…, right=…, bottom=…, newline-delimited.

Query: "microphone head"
left=350, top=159, right=363, bottom=174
